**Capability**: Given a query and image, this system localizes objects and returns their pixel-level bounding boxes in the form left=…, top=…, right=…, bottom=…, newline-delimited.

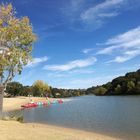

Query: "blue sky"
left=3, top=0, right=140, bottom=89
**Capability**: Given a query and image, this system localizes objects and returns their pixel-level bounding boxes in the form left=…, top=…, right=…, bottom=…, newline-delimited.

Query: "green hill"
left=86, top=69, right=140, bottom=95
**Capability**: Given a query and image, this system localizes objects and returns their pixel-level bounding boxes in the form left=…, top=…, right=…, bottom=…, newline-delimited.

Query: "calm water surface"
left=23, top=95, right=140, bottom=140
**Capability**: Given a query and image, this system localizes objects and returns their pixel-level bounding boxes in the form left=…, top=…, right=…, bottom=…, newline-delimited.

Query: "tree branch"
left=3, top=66, right=14, bottom=88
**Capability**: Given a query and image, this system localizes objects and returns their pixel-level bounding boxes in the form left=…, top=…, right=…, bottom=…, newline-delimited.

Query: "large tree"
left=32, top=80, right=50, bottom=97
left=6, top=82, right=23, bottom=96
left=0, top=3, right=36, bottom=115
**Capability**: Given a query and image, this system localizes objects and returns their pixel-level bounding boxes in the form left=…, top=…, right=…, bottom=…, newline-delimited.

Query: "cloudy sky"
left=3, top=0, right=140, bottom=89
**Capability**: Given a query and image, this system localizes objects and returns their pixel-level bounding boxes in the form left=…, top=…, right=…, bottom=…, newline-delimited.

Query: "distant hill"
left=86, top=69, right=140, bottom=95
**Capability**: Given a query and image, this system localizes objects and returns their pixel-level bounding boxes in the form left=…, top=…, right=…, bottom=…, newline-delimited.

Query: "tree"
left=136, top=81, right=140, bottom=94
left=51, top=88, right=61, bottom=98
left=127, top=81, right=135, bottom=94
left=94, top=87, right=107, bottom=95
left=21, top=86, right=33, bottom=96
left=32, top=80, right=50, bottom=97
left=0, top=4, right=36, bottom=115
left=114, top=84, right=122, bottom=94
left=6, top=82, right=23, bottom=96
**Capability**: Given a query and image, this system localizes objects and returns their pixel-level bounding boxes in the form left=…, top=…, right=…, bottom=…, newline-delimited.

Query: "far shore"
left=1, top=96, right=120, bottom=140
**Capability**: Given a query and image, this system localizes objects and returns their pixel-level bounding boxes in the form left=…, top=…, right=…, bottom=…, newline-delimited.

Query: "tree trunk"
left=0, top=85, right=4, bottom=118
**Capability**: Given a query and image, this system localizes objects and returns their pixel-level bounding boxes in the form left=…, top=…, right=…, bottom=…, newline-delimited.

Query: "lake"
left=23, top=95, right=140, bottom=140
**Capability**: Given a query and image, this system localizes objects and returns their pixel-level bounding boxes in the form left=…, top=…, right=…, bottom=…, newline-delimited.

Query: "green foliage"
left=127, top=81, right=135, bottom=93
left=114, top=84, right=121, bottom=94
left=4, top=69, right=140, bottom=97
left=51, top=88, right=85, bottom=98
left=54, top=93, right=61, bottom=98
left=94, top=87, right=107, bottom=95
left=32, top=80, right=50, bottom=97
left=86, top=69, right=140, bottom=95
left=0, top=3, right=36, bottom=113
left=6, top=82, right=23, bottom=96
left=0, top=3, right=36, bottom=87
left=136, top=81, right=140, bottom=93
left=5, top=83, right=33, bottom=97
left=21, top=86, right=32, bottom=96
left=5, top=81, right=86, bottom=98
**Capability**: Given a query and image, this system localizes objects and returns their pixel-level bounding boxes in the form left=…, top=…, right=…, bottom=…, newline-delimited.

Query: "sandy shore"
left=1, top=97, right=120, bottom=140
left=3, top=96, right=71, bottom=112
left=3, top=96, right=49, bottom=112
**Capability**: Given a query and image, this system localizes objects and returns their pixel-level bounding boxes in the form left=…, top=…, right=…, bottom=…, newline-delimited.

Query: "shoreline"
left=2, top=96, right=120, bottom=140
left=3, top=96, right=64, bottom=112
left=0, top=120, right=120, bottom=140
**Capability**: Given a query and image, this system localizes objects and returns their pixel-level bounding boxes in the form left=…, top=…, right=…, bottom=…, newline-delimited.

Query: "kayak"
left=21, top=103, right=38, bottom=108
left=51, top=99, right=63, bottom=104
left=58, top=99, right=63, bottom=104
left=51, top=100, right=57, bottom=104
left=21, top=102, right=48, bottom=108
left=21, top=99, right=63, bottom=108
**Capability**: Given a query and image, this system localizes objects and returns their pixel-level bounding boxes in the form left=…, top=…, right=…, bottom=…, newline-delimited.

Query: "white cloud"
left=82, top=48, right=95, bottom=54
left=81, top=0, right=124, bottom=29
left=61, top=0, right=140, bottom=31
left=98, top=12, right=118, bottom=18
left=26, top=56, right=48, bottom=67
left=69, top=69, right=94, bottom=74
left=97, top=26, right=140, bottom=63
left=105, top=26, right=140, bottom=46
left=43, top=57, right=97, bottom=71
left=111, top=50, right=140, bottom=63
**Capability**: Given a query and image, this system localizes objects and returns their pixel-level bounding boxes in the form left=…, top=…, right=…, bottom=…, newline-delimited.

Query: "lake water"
left=23, top=95, right=140, bottom=140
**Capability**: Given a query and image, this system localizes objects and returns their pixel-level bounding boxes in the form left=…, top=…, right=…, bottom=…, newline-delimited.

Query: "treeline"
left=86, top=69, right=140, bottom=95
left=5, top=69, right=140, bottom=97
left=51, top=88, right=86, bottom=98
left=5, top=80, right=86, bottom=98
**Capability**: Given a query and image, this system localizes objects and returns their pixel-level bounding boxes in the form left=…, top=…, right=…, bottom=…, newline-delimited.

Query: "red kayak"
left=21, top=100, right=63, bottom=108
left=21, top=103, right=37, bottom=108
